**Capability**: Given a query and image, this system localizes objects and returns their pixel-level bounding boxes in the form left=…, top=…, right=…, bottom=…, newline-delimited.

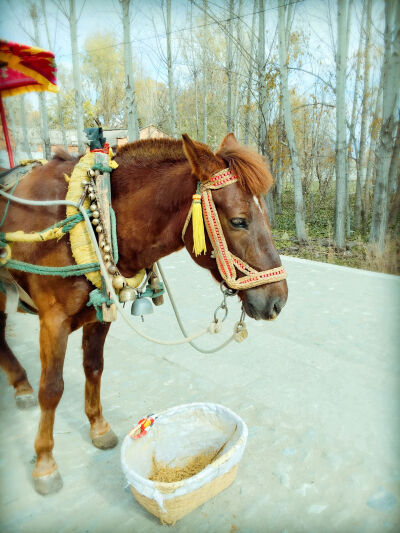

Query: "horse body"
left=0, top=133, right=287, bottom=494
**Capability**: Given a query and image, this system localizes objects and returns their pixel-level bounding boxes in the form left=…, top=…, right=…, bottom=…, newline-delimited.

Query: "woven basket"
left=121, top=402, right=248, bottom=525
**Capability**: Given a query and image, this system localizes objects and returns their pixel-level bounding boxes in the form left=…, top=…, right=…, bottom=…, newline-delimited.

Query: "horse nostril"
left=271, top=297, right=285, bottom=318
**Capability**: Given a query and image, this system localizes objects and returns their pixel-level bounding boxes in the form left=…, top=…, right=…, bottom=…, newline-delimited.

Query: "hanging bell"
left=131, top=296, right=153, bottom=317
left=119, top=286, right=136, bottom=303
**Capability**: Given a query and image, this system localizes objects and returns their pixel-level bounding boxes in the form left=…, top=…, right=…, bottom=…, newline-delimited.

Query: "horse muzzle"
left=241, top=279, right=288, bottom=321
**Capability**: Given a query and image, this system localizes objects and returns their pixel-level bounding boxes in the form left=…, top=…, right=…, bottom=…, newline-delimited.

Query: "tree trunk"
left=202, top=0, right=208, bottom=143
left=354, top=0, right=372, bottom=230
left=257, top=0, right=267, bottom=155
left=56, top=92, right=68, bottom=150
left=346, top=0, right=361, bottom=236
left=120, top=0, right=140, bottom=141
left=334, top=0, right=348, bottom=249
left=226, top=0, right=234, bottom=132
left=388, top=116, right=400, bottom=197
left=30, top=4, right=51, bottom=160
left=41, top=0, right=68, bottom=151
left=244, top=0, right=257, bottom=145
left=69, top=0, right=85, bottom=153
left=364, top=81, right=383, bottom=220
left=370, top=1, right=400, bottom=249
left=19, top=95, right=32, bottom=159
left=166, top=0, right=177, bottom=137
left=278, top=1, right=307, bottom=242
left=274, top=97, right=283, bottom=214
left=257, top=0, right=274, bottom=225
left=194, top=70, right=199, bottom=139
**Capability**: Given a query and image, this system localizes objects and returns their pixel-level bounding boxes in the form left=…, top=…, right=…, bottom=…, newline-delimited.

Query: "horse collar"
left=182, top=168, right=287, bottom=290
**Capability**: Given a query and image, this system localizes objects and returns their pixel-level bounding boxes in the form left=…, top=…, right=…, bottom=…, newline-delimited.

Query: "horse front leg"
left=82, top=322, right=118, bottom=450
left=33, top=309, right=69, bottom=495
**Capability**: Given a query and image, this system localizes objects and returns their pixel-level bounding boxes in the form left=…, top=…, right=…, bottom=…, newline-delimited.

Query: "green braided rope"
left=39, top=210, right=92, bottom=235
left=92, top=163, right=113, bottom=173
left=109, top=206, right=119, bottom=264
left=87, top=288, right=113, bottom=322
left=0, top=211, right=92, bottom=246
left=6, top=260, right=100, bottom=277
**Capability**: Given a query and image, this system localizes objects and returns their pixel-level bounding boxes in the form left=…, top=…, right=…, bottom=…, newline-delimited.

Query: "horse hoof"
left=91, top=428, right=118, bottom=450
left=15, top=393, right=37, bottom=410
left=33, top=470, right=63, bottom=495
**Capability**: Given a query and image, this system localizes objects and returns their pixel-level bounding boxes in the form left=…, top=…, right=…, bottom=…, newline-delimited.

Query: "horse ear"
left=182, top=134, right=206, bottom=180
left=218, top=132, right=238, bottom=152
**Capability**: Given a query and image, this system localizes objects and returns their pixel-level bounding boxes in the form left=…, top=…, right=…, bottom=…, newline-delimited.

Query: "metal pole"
left=0, top=95, right=15, bottom=168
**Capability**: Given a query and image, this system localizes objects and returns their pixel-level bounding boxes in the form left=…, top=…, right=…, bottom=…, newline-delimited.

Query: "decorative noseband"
left=182, top=168, right=287, bottom=290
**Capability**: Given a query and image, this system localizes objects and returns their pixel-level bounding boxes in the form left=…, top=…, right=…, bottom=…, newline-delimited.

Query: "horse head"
left=182, top=133, right=288, bottom=321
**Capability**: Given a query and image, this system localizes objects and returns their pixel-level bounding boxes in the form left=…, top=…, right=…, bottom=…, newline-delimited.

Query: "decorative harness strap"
left=182, top=168, right=287, bottom=291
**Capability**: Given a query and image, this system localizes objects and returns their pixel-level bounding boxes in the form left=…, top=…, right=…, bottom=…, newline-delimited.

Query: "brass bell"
left=119, top=286, right=136, bottom=303
left=92, top=218, right=100, bottom=226
left=90, top=203, right=97, bottom=212
left=112, top=275, right=126, bottom=290
left=89, top=193, right=96, bottom=201
left=131, top=296, right=153, bottom=317
left=96, top=225, right=103, bottom=233
left=150, top=275, right=161, bottom=290
left=92, top=210, right=100, bottom=218
left=108, top=264, right=117, bottom=275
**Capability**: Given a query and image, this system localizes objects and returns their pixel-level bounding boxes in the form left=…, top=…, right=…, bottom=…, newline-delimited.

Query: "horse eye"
left=230, top=217, right=248, bottom=229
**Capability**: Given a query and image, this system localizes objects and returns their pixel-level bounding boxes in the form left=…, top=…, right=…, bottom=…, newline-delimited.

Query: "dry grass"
left=274, top=235, right=400, bottom=275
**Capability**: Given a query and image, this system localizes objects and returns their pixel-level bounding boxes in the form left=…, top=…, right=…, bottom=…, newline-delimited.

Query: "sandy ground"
left=0, top=251, right=399, bottom=533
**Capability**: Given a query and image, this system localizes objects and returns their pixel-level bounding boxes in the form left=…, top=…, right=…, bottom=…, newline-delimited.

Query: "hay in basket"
left=121, top=402, right=248, bottom=525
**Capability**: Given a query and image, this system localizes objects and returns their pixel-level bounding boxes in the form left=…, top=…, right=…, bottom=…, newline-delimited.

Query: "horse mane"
left=117, top=136, right=273, bottom=195
left=116, top=138, right=187, bottom=165
left=52, top=148, right=77, bottom=162
left=217, top=140, right=273, bottom=196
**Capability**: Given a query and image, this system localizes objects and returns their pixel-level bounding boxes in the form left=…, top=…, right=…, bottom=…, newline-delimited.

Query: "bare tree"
left=257, top=0, right=274, bottom=224
left=388, top=115, right=400, bottom=197
left=334, top=0, right=349, bottom=249
left=226, top=0, right=234, bottom=132
left=244, top=0, right=257, bottom=145
left=278, top=0, right=307, bottom=242
left=41, top=0, right=68, bottom=151
left=30, top=3, right=51, bottom=160
left=364, top=80, right=383, bottom=217
left=370, top=0, right=400, bottom=248
left=166, top=0, right=177, bottom=137
left=54, top=0, right=85, bottom=153
left=19, top=95, right=33, bottom=159
left=202, top=0, right=208, bottom=143
left=354, top=0, right=372, bottom=229
left=119, top=0, right=140, bottom=141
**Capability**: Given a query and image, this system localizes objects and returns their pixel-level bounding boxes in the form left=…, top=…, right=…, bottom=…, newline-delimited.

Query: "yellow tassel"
left=192, top=193, right=207, bottom=256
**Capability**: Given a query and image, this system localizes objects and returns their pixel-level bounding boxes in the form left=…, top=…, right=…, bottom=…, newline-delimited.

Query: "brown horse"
left=0, top=133, right=287, bottom=495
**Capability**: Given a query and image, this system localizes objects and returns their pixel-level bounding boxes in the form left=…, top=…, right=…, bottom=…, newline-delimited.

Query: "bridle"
left=182, top=168, right=287, bottom=291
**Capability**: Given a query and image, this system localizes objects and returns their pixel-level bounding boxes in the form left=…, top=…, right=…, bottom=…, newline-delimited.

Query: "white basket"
left=121, top=402, right=248, bottom=525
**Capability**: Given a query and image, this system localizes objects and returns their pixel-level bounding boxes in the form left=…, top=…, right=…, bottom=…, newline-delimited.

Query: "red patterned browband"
left=203, top=168, right=239, bottom=190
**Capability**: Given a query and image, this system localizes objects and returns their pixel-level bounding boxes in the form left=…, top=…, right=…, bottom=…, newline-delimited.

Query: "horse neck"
left=111, top=158, right=196, bottom=276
